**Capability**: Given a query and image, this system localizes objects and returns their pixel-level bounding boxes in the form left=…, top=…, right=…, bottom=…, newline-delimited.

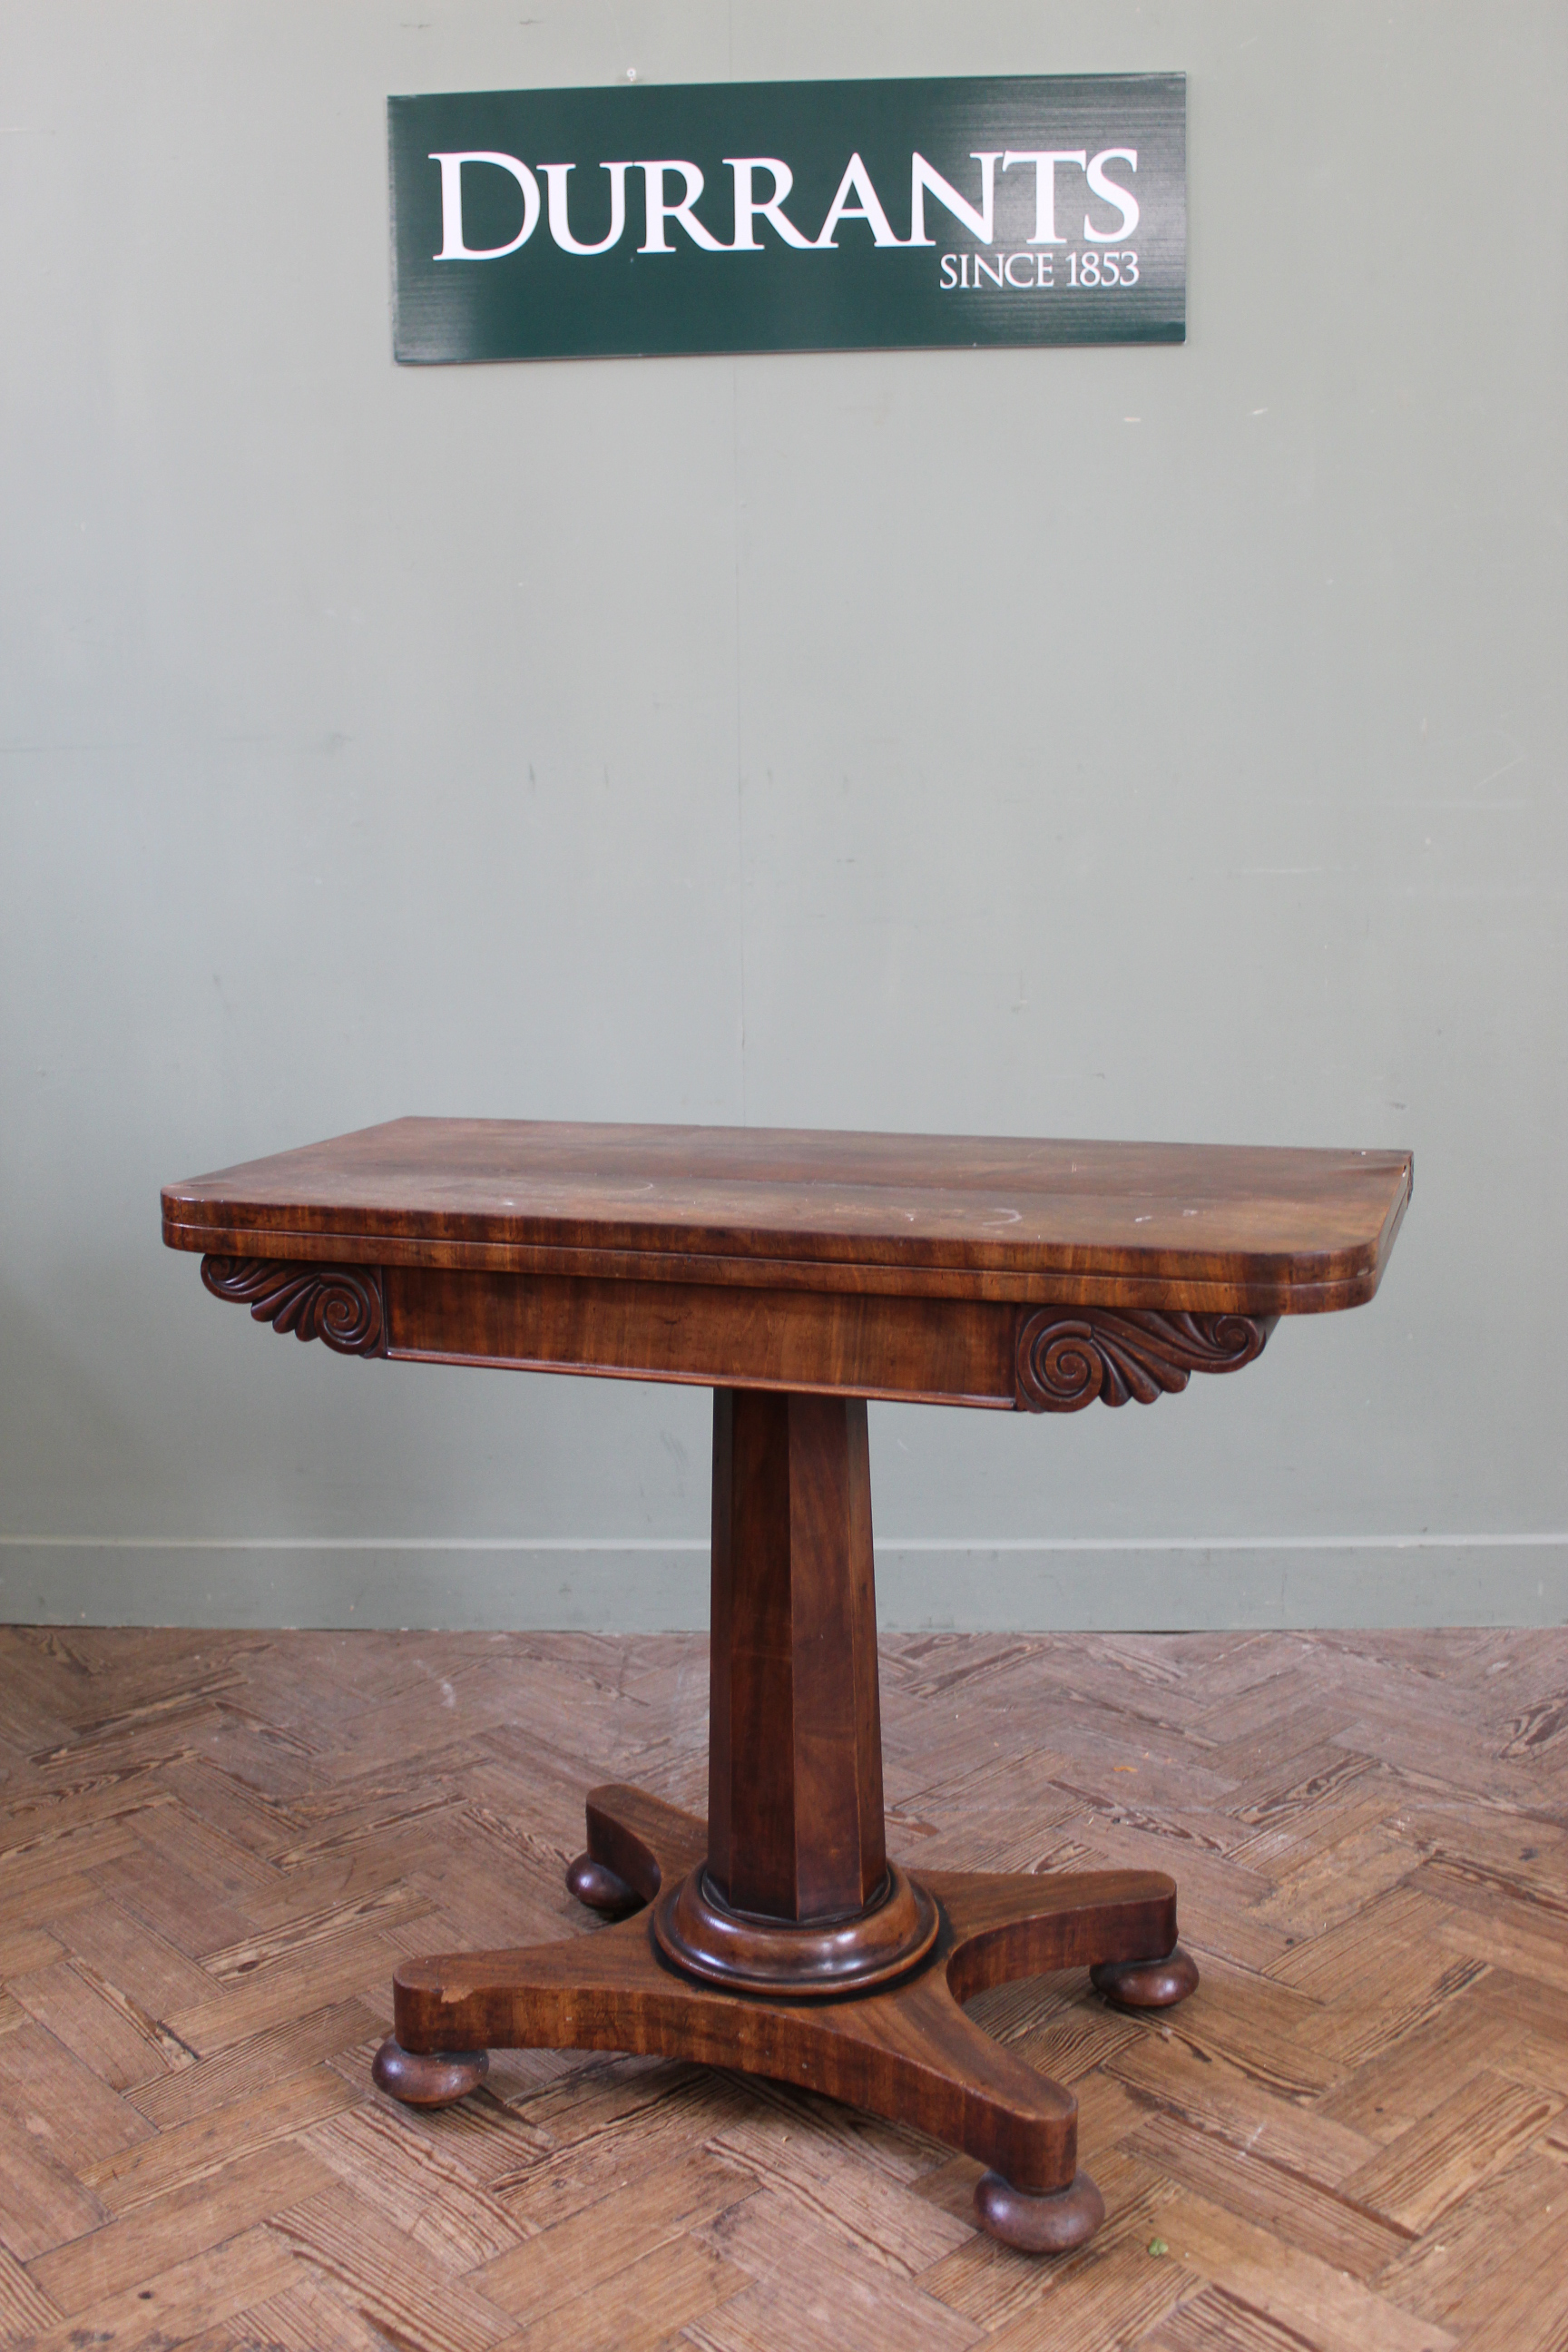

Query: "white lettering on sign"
left=814, top=152, right=902, bottom=247
left=723, top=157, right=814, bottom=250
left=907, top=152, right=1002, bottom=245
left=937, top=248, right=1137, bottom=290
left=638, top=160, right=727, bottom=252
left=541, top=161, right=630, bottom=254
left=1000, top=150, right=1086, bottom=245
left=428, top=143, right=1143, bottom=262
left=1083, top=149, right=1140, bottom=240
left=429, top=152, right=541, bottom=257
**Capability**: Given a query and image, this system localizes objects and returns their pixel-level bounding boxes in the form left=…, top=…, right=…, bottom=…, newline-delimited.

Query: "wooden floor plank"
left=1315, top=1982, right=1520, bottom=2144
left=81, top=2063, right=358, bottom=2213
left=164, top=1925, right=411, bottom=2053
left=1124, top=2108, right=1414, bottom=2278
left=703, top=2102, right=973, bottom=2278
left=0, top=2242, right=61, bottom=2337
left=1436, top=1905, right=1568, bottom=1996
left=1373, top=2147, right=1568, bottom=2337
left=1342, top=2070, right=1561, bottom=2232
left=90, top=1845, right=258, bottom=1962
left=476, top=2147, right=757, bottom=2318
left=6, top=1957, right=181, bottom=2092
left=17, top=2222, right=299, bottom=2352
left=1107, top=2028, right=1381, bottom=2187
left=526, top=2230, right=750, bottom=2352
left=127, top=1997, right=384, bottom=2128
left=1147, top=2191, right=1456, bottom=2352
left=0, top=2118, right=110, bottom=2262
left=28, top=2139, right=335, bottom=2314
left=488, top=2076, right=751, bottom=2235
left=0, top=1625, right=1563, bottom=2349
left=697, top=2184, right=985, bottom=2352
left=0, top=2020, right=154, bottom=2171
left=225, top=2269, right=400, bottom=2352
left=305, top=2102, right=526, bottom=2269
left=1139, top=2281, right=1346, bottom=2351
left=268, top=2181, right=519, bottom=2350
left=981, top=2252, right=1192, bottom=2352
left=49, top=1894, right=219, bottom=2016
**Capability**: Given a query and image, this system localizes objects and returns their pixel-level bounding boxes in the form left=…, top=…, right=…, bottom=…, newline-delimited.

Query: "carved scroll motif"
left=1014, top=1308, right=1273, bottom=1412
left=200, top=1256, right=387, bottom=1357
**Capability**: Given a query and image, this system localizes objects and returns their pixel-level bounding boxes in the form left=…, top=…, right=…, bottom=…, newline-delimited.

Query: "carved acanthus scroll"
left=1014, top=1308, right=1274, bottom=1412
left=201, top=1257, right=387, bottom=1357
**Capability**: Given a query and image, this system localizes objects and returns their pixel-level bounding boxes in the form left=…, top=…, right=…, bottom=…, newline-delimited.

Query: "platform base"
left=378, top=1783, right=1192, bottom=2250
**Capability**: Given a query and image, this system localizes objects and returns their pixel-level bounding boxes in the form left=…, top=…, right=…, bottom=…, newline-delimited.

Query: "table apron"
left=383, top=1265, right=1018, bottom=1407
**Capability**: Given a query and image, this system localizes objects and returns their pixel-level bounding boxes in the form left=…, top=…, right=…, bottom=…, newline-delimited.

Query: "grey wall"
left=3, top=0, right=1564, bottom=1632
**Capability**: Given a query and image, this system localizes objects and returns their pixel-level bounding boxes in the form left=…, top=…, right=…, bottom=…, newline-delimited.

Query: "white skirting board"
left=2, top=1536, right=1563, bottom=1632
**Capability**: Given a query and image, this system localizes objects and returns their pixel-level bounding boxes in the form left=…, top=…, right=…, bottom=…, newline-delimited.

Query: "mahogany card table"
left=162, top=1118, right=1410, bottom=2252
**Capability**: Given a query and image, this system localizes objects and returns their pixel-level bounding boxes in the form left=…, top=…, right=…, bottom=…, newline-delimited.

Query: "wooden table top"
left=162, top=1119, right=1411, bottom=1315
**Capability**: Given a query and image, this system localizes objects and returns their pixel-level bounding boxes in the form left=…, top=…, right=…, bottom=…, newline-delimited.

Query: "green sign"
left=388, top=74, right=1185, bottom=363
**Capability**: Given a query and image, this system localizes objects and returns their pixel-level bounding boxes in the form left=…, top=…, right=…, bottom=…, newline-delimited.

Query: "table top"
left=162, top=1119, right=1412, bottom=1314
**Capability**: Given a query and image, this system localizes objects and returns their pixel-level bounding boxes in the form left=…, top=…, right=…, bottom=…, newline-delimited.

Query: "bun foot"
left=1091, top=1944, right=1200, bottom=2010
left=566, top=1852, right=637, bottom=1914
left=372, top=2037, right=488, bottom=2107
left=974, top=2168, right=1105, bottom=2253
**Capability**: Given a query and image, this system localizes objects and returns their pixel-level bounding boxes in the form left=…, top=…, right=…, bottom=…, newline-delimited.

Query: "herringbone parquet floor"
left=1, top=1625, right=1565, bottom=2350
